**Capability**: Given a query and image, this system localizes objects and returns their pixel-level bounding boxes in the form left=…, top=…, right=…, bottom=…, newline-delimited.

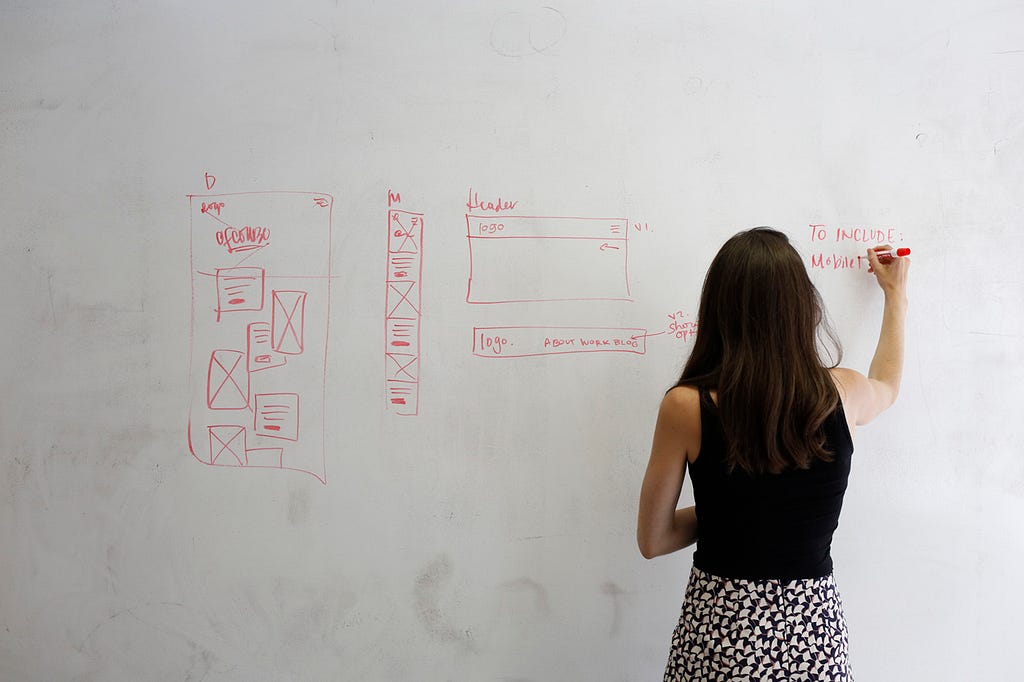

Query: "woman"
left=637, top=227, right=909, bottom=681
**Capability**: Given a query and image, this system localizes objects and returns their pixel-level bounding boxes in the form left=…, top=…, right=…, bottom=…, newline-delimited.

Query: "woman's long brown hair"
left=675, top=227, right=843, bottom=474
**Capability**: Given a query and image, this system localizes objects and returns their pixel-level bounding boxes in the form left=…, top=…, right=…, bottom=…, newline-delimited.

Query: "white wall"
left=2, top=1, right=1022, bottom=680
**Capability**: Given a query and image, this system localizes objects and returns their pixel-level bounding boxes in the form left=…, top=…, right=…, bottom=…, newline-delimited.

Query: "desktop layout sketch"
left=187, top=191, right=333, bottom=483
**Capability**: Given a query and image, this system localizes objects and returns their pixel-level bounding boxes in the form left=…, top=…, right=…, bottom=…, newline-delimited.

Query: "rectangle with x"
left=386, top=282, right=420, bottom=320
left=208, top=425, right=246, bottom=465
left=385, top=353, right=418, bottom=381
left=207, top=350, right=248, bottom=409
left=272, top=290, right=307, bottom=354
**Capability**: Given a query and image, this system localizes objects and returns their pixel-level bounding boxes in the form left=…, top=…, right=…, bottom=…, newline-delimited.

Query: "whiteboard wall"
left=2, top=1, right=1023, bottom=680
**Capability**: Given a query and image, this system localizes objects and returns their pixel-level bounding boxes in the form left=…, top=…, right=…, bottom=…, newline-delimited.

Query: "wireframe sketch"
left=187, top=191, right=333, bottom=483
left=472, top=326, right=648, bottom=358
left=247, top=322, right=287, bottom=372
left=466, top=215, right=631, bottom=303
left=254, top=392, right=300, bottom=441
left=207, top=425, right=246, bottom=465
left=385, top=208, right=423, bottom=416
left=271, top=290, right=307, bottom=354
left=215, top=267, right=264, bottom=321
left=207, top=349, right=249, bottom=409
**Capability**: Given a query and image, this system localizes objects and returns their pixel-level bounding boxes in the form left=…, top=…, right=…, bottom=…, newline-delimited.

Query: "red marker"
left=873, top=247, right=911, bottom=263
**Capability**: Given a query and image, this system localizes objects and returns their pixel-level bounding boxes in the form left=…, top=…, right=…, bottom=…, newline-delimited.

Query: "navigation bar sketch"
left=466, top=215, right=631, bottom=303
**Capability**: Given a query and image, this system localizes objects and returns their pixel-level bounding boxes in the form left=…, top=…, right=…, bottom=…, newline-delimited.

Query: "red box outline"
left=472, top=326, right=648, bottom=358
left=465, top=214, right=632, bottom=304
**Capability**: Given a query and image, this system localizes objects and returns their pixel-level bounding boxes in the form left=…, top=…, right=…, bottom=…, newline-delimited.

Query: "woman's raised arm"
left=838, top=246, right=911, bottom=426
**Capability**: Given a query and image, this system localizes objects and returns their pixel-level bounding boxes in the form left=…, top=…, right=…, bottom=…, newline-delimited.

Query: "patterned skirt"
left=664, top=566, right=853, bottom=681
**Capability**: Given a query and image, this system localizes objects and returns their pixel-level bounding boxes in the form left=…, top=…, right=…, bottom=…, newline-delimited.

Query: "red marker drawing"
left=873, top=247, right=911, bottom=263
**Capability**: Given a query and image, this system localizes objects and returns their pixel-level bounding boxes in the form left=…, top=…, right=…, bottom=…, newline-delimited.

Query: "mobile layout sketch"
left=187, top=191, right=333, bottom=483
left=385, top=207, right=423, bottom=416
left=466, top=215, right=631, bottom=303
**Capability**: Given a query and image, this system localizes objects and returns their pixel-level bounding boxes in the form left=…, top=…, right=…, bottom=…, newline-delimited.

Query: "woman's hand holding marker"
left=867, top=244, right=911, bottom=299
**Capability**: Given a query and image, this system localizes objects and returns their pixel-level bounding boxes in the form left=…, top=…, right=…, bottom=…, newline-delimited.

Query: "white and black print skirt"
left=664, top=566, right=852, bottom=681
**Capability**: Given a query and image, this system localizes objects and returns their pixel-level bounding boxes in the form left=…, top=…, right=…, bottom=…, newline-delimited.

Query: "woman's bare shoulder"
left=661, top=385, right=703, bottom=462
left=830, top=366, right=858, bottom=390
left=657, top=385, right=703, bottom=435
left=828, top=367, right=869, bottom=433
left=663, top=384, right=701, bottom=412
left=829, top=367, right=869, bottom=397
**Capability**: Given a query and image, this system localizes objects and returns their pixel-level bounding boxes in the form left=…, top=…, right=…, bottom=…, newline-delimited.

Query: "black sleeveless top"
left=690, top=388, right=854, bottom=581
